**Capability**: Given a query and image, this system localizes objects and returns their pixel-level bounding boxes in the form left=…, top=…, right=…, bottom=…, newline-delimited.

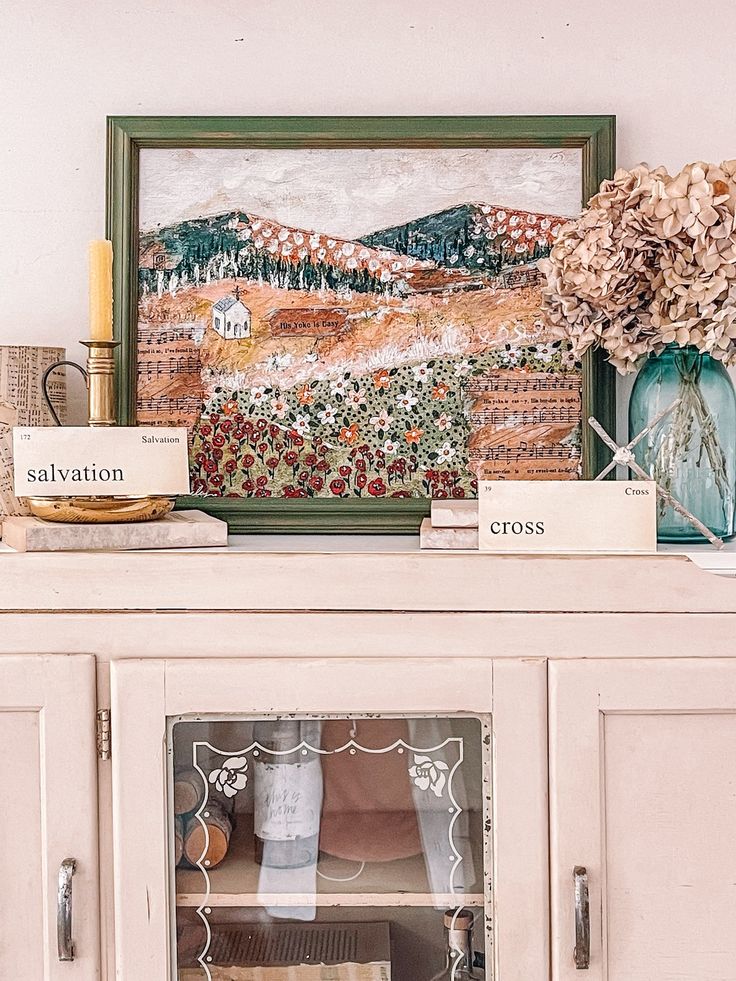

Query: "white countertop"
left=657, top=538, right=736, bottom=573
left=2, top=531, right=736, bottom=572
left=219, top=534, right=736, bottom=575
left=0, top=543, right=733, bottom=611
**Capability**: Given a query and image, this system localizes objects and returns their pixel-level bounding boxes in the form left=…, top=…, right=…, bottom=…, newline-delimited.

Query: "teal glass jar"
left=629, top=345, right=736, bottom=542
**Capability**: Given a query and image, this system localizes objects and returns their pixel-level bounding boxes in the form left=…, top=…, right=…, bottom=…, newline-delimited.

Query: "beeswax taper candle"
left=89, top=240, right=113, bottom=341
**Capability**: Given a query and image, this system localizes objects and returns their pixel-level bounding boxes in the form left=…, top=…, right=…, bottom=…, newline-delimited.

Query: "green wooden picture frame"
left=107, top=115, right=616, bottom=533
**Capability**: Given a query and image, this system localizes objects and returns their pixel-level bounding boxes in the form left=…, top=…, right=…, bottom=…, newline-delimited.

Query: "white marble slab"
left=1, top=509, right=227, bottom=552
left=419, top=517, right=478, bottom=550
left=430, top=499, right=479, bottom=527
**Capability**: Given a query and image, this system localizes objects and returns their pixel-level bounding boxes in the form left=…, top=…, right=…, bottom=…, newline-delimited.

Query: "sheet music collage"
left=467, top=371, right=581, bottom=479
left=0, top=346, right=66, bottom=516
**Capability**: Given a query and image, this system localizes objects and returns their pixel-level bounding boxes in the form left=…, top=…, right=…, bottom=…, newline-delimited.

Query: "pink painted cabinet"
left=0, top=655, right=100, bottom=979
left=3, top=550, right=736, bottom=980
left=549, top=659, right=736, bottom=981
left=106, top=650, right=736, bottom=980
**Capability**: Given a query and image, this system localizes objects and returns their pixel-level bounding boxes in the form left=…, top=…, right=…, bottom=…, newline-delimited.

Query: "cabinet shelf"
left=175, top=831, right=484, bottom=909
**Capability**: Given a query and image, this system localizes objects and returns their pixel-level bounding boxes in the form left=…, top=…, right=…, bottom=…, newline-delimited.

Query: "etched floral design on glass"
left=408, top=754, right=450, bottom=798
left=207, top=756, right=248, bottom=798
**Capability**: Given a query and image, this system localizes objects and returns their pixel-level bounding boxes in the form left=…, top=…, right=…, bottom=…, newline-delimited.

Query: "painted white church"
left=212, top=287, right=251, bottom=340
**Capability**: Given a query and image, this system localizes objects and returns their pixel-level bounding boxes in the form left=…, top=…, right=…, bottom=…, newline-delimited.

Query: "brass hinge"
left=96, top=709, right=111, bottom=760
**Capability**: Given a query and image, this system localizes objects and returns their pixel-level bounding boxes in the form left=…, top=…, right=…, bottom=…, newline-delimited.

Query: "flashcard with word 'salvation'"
left=12, top=427, right=190, bottom=497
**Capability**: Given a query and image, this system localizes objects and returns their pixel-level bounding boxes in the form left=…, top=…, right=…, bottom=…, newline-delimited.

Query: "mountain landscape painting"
left=136, top=146, right=583, bottom=501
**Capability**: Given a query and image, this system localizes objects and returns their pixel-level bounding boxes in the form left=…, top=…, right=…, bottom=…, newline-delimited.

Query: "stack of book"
left=420, top=500, right=479, bottom=549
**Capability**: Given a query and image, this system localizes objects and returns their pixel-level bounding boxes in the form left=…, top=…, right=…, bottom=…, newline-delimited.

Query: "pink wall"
left=1, top=0, right=731, bottom=421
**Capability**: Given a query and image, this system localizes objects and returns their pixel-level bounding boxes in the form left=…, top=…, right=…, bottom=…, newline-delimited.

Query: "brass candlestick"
left=81, top=339, right=119, bottom=426
left=28, top=338, right=175, bottom=524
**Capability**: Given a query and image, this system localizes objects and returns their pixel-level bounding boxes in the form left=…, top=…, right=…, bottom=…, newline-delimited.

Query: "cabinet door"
left=111, top=656, right=547, bottom=981
left=0, top=655, right=100, bottom=978
left=550, top=658, right=736, bottom=981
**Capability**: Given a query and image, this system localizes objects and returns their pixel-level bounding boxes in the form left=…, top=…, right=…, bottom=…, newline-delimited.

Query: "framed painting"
left=107, top=115, right=616, bottom=532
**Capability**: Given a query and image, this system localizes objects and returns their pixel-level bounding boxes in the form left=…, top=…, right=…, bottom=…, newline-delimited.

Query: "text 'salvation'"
left=25, top=463, right=125, bottom=484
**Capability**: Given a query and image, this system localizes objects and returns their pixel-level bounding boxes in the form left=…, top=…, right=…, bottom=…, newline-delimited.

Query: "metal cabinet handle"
left=57, top=858, right=77, bottom=961
left=573, top=865, right=590, bottom=969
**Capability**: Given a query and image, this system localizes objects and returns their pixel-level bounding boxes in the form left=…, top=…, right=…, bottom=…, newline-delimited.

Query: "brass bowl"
left=27, top=495, right=175, bottom=524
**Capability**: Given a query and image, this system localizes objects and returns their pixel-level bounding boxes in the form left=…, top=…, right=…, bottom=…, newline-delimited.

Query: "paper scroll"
left=467, top=369, right=582, bottom=480
left=0, top=346, right=66, bottom=516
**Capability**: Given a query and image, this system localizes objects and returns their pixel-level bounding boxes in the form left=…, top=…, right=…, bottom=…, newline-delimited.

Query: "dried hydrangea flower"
left=540, top=161, right=736, bottom=373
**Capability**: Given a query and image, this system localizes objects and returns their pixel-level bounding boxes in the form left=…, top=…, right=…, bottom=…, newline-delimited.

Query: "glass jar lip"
left=649, top=343, right=709, bottom=360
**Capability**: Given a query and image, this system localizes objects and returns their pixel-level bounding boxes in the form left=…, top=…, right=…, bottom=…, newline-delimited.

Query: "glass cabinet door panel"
left=169, top=715, right=491, bottom=980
